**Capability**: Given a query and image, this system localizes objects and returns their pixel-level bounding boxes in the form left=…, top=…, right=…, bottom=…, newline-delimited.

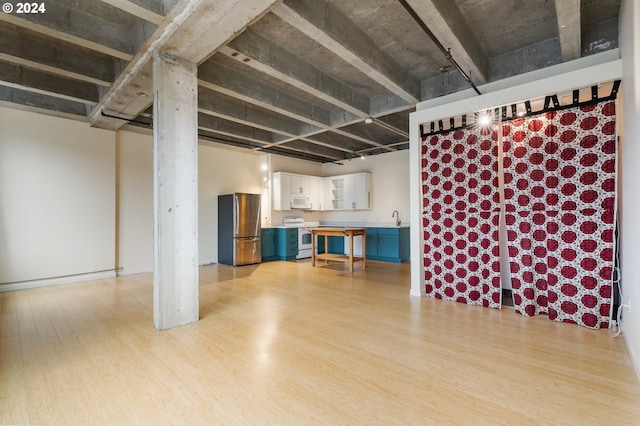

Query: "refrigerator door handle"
left=234, top=194, right=239, bottom=236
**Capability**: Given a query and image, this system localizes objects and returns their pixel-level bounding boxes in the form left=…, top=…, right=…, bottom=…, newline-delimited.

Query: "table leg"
left=362, top=233, right=366, bottom=270
left=311, top=232, right=316, bottom=267
left=324, top=235, right=328, bottom=264
left=349, top=233, right=354, bottom=273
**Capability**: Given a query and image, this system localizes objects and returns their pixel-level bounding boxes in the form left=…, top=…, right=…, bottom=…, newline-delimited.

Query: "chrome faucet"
left=392, top=210, right=401, bottom=226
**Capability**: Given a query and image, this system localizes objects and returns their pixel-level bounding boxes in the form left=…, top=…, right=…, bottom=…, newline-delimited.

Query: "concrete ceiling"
left=0, top=0, right=621, bottom=163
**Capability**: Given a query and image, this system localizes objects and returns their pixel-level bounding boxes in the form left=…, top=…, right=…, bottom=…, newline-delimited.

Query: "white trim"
left=409, top=288, right=423, bottom=297
left=409, top=94, right=424, bottom=298
left=117, top=267, right=153, bottom=276
left=0, top=270, right=117, bottom=292
left=624, top=323, right=640, bottom=383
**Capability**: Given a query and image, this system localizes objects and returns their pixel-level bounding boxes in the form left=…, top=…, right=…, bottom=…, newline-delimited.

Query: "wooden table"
left=310, top=228, right=366, bottom=272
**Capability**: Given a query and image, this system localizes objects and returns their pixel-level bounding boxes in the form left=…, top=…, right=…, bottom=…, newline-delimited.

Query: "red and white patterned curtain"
left=421, top=128, right=502, bottom=308
left=502, top=100, right=617, bottom=329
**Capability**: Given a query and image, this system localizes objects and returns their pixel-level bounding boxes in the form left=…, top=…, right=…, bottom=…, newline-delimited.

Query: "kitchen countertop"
left=263, top=223, right=409, bottom=229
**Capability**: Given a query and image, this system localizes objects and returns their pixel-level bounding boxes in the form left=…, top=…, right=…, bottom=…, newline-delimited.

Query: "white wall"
left=0, top=107, right=115, bottom=286
left=619, top=0, right=640, bottom=379
left=116, top=131, right=153, bottom=274
left=321, top=150, right=410, bottom=226
left=116, top=131, right=265, bottom=274
left=198, top=142, right=263, bottom=264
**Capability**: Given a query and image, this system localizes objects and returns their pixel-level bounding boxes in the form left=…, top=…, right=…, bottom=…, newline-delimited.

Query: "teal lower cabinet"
left=261, top=228, right=278, bottom=262
left=261, top=228, right=298, bottom=261
left=316, top=235, right=344, bottom=254
left=365, top=228, right=379, bottom=257
left=366, top=227, right=410, bottom=263
left=263, top=227, right=409, bottom=263
left=276, top=228, right=298, bottom=260
left=328, top=236, right=344, bottom=254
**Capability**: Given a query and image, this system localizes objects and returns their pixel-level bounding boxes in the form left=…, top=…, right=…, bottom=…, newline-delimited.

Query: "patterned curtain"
left=502, top=101, right=617, bottom=328
left=421, top=128, right=502, bottom=308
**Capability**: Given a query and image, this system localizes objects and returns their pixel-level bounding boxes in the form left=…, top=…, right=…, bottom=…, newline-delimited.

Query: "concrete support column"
left=152, top=51, right=198, bottom=330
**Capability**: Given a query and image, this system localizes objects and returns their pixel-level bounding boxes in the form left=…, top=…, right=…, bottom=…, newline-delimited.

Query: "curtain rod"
left=420, top=80, right=621, bottom=139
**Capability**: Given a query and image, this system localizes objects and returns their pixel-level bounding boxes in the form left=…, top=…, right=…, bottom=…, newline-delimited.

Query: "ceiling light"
left=477, top=112, right=492, bottom=126
left=364, top=117, right=374, bottom=124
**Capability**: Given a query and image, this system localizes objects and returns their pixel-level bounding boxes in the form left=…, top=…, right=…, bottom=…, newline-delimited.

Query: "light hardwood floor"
left=1, top=260, right=639, bottom=425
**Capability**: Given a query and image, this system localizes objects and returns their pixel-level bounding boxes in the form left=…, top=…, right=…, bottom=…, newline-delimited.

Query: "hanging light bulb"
left=477, top=112, right=492, bottom=126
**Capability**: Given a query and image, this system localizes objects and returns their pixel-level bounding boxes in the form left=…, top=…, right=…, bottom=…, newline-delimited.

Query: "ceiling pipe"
left=397, top=0, right=482, bottom=96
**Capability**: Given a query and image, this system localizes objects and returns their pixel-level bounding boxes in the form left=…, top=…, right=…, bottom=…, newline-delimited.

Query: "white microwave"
left=291, top=194, right=311, bottom=209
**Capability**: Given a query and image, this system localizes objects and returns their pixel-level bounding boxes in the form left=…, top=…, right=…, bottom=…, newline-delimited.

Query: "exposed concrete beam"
left=98, top=0, right=165, bottom=25
left=489, top=38, right=562, bottom=81
left=161, top=0, right=279, bottom=64
left=404, top=0, right=489, bottom=86
left=273, top=0, right=420, bottom=103
left=0, top=61, right=99, bottom=104
left=0, top=86, right=88, bottom=120
left=374, top=115, right=410, bottom=139
left=198, top=87, right=317, bottom=138
left=420, top=70, right=471, bottom=100
left=90, top=0, right=278, bottom=130
left=199, top=58, right=393, bottom=152
left=0, top=7, right=134, bottom=60
left=222, top=29, right=370, bottom=117
left=198, top=112, right=275, bottom=145
left=198, top=114, right=344, bottom=160
left=199, top=58, right=332, bottom=128
left=305, top=131, right=370, bottom=154
left=0, top=22, right=115, bottom=86
left=370, top=93, right=414, bottom=117
left=272, top=139, right=346, bottom=161
left=555, top=0, right=581, bottom=62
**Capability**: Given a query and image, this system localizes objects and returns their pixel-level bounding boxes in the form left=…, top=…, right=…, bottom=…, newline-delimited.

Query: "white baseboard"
left=0, top=270, right=117, bottom=292
left=117, top=267, right=153, bottom=276
left=623, top=323, right=640, bottom=384
left=409, top=288, right=423, bottom=297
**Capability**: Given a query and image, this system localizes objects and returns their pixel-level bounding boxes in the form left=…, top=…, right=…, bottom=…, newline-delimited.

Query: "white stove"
left=282, top=217, right=319, bottom=259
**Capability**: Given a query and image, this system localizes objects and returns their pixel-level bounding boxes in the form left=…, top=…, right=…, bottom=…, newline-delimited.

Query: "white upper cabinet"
left=324, top=172, right=371, bottom=211
left=349, top=173, right=371, bottom=210
left=325, top=176, right=345, bottom=210
left=273, top=171, right=371, bottom=211
left=290, top=174, right=311, bottom=195
left=273, top=172, right=291, bottom=210
left=308, top=176, right=323, bottom=211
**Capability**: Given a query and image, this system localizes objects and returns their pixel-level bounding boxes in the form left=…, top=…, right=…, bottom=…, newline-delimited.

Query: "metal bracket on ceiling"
left=397, top=0, right=481, bottom=96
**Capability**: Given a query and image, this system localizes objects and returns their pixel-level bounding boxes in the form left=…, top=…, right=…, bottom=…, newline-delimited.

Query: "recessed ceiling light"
left=364, top=117, right=373, bottom=124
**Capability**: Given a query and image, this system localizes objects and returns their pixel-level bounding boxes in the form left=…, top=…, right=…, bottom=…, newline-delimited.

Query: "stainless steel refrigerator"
left=218, top=193, right=262, bottom=266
